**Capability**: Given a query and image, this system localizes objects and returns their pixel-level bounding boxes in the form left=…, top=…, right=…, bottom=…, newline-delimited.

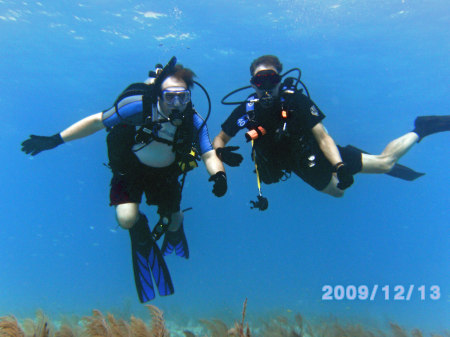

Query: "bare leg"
left=319, top=132, right=419, bottom=196
left=362, top=132, right=419, bottom=173
left=168, top=211, right=184, bottom=231
left=115, top=202, right=140, bottom=229
left=320, top=175, right=345, bottom=198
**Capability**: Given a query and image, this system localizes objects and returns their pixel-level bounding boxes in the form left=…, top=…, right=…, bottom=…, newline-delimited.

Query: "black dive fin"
left=413, top=115, right=450, bottom=142
left=386, top=163, right=425, bottom=181
left=346, top=145, right=425, bottom=181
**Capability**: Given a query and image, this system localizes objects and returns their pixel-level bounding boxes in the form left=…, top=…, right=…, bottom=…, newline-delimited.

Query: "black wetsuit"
left=221, top=91, right=362, bottom=190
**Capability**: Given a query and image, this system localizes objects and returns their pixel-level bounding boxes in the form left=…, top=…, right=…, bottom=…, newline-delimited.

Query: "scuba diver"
left=213, top=54, right=450, bottom=210
left=21, top=57, right=227, bottom=302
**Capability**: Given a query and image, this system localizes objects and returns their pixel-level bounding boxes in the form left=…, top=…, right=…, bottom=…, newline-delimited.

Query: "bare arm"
left=201, top=149, right=225, bottom=175
left=213, top=130, right=232, bottom=149
left=311, top=123, right=343, bottom=167
left=21, top=112, right=106, bottom=156
left=60, top=112, right=105, bottom=142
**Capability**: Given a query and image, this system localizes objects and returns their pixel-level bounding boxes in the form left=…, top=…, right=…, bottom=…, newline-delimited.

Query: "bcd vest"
left=106, top=83, right=198, bottom=175
left=243, top=91, right=318, bottom=184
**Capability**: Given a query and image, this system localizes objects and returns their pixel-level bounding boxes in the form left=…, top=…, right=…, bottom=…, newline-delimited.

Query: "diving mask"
left=250, top=70, right=281, bottom=91
left=162, top=88, right=191, bottom=106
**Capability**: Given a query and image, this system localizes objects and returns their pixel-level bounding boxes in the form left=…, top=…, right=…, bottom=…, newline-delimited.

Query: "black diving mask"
left=250, top=70, right=281, bottom=91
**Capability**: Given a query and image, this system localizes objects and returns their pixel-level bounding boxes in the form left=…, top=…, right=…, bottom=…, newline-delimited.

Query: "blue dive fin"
left=148, top=240, right=175, bottom=295
left=129, top=214, right=174, bottom=302
left=130, top=236, right=155, bottom=302
left=161, top=223, right=189, bottom=259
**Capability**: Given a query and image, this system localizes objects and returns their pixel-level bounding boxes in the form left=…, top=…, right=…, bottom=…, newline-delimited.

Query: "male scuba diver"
left=213, top=55, right=450, bottom=209
left=21, top=57, right=227, bottom=302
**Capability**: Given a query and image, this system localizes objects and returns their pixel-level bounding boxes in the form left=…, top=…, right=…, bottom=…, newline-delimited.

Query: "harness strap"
left=136, top=130, right=175, bottom=146
left=245, top=94, right=257, bottom=121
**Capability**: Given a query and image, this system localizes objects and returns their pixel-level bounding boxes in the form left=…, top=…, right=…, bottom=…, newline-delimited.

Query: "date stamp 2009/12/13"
left=322, top=285, right=441, bottom=301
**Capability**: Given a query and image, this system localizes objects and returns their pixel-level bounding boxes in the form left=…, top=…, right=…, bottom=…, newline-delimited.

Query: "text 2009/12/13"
left=321, top=285, right=441, bottom=301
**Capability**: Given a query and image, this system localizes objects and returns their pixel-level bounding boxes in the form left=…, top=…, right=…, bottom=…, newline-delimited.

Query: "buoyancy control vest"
left=243, top=88, right=318, bottom=184
left=106, top=83, right=199, bottom=175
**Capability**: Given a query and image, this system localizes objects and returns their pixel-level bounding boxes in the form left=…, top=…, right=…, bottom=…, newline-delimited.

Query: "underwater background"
left=0, top=0, right=448, bottom=335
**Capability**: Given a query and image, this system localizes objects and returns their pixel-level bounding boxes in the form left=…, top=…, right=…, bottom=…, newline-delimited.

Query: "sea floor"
left=1, top=300, right=449, bottom=337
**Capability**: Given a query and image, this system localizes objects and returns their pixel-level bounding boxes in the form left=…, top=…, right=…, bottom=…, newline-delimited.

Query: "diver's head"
left=250, top=56, right=283, bottom=102
left=158, top=64, right=195, bottom=125
left=250, top=55, right=283, bottom=76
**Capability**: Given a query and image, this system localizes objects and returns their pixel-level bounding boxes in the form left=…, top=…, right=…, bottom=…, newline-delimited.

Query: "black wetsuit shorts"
left=292, top=145, right=362, bottom=191
left=109, top=164, right=181, bottom=216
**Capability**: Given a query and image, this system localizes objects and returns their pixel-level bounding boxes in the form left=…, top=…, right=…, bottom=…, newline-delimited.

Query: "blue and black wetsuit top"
left=103, top=83, right=213, bottom=169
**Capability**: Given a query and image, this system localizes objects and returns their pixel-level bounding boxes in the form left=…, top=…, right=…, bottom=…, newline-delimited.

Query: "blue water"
left=1, top=0, right=448, bottom=333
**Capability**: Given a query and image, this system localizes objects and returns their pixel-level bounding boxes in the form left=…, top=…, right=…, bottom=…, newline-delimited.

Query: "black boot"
left=413, top=115, right=450, bottom=142
left=129, top=213, right=152, bottom=245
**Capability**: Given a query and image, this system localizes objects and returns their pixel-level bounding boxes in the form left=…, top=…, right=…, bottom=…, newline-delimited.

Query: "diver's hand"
left=216, top=146, right=243, bottom=167
left=208, top=171, right=227, bottom=197
left=21, top=134, right=64, bottom=156
left=335, top=162, right=354, bottom=190
left=250, top=195, right=268, bottom=211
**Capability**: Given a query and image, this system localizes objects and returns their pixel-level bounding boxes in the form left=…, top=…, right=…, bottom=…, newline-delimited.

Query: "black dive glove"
left=335, top=162, right=354, bottom=190
left=21, top=134, right=64, bottom=156
left=208, top=171, right=227, bottom=197
left=250, top=195, right=268, bottom=211
left=216, top=146, right=243, bottom=167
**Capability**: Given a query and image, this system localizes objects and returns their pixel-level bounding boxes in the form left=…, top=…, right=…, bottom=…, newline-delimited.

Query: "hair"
left=250, top=55, right=283, bottom=75
left=163, top=64, right=196, bottom=89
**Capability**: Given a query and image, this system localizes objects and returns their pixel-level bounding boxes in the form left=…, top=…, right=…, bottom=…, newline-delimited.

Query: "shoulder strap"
left=114, top=82, right=155, bottom=121
left=114, top=83, right=150, bottom=105
left=246, top=94, right=257, bottom=117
